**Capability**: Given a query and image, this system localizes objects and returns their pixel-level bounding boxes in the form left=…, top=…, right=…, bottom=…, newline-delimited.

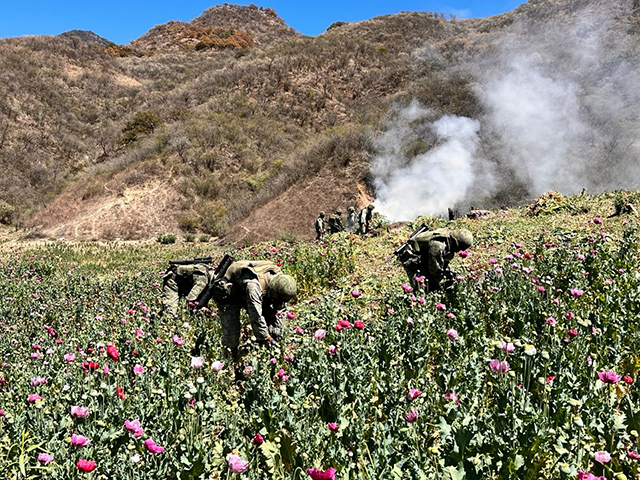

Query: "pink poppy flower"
left=401, top=283, right=413, bottom=293
left=64, top=352, right=76, bottom=362
left=577, top=471, right=604, bottom=480
left=406, top=317, right=414, bottom=325
left=145, top=438, right=165, bottom=453
left=328, top=422, right=339, bottom=432
left=545, top=317, right=557, bottom=326
left=624, top=376, right=634, bottom=384
left=76, top=458, right=96, bottom=472
left=28, top=394, right=42, bottom=403
left=106, top=345, right=119, bottom=361
left=172, top=335, right=184, bottom=346
left=211, top=361, right=224, bottom=372
left=125, top=420, right=144, bottom=437
left=501, top=341, right=515, bottom=353
left=436, top=302, right=446, bottom=311
left=628, top=450, right=640, bottom=460
left=446, top=329, right=458, bottom=341
left=191, top=357, right=205, bottom=369
left=226, top=453, right=249, bottom=473
left=306, top=467, right=337, bottom=480
left=444, top=392, right=460, bottom=405
left=133, top=364, right=144, bottom=375
left=597, top=370, right=621, bottom=384
left=314, top=329, right=326, bottom=340
left=489, top=359, right=509, bottom=374
left=38, top=452, right=54, bottom=464
left=458, top=251, right=469, bottom=258
left=354, top=321, right=365, bottom=329
left=243, top=366, right=253, bottom=377
left=252, top=432, right=264, bottom=445
left=570, top=288, right=584, bottom=297
left=593, top=217, right=603, bottom=224
left=568, top=329, right=578, bottom=338
left=406, top=389, right=422, bottom=402
left=286, top=311, right=296, bottom=319
left=328, top=345, right=337, bottom=355
left=295, top=327, right=304, bottom=334
left=594, top=450, right=611, bottom=464
left=70, top=406, right=89, bottom=418
left=30, top=377, right=47, bottom=386
left=351, top=290, right=361, bottom=297
left=71, top=434, right=91, bottom=447
left=404, top=409, right=418, bottom=423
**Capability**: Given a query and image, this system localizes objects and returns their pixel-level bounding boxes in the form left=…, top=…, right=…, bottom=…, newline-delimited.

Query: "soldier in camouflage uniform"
left=346, top=206, right=358, bottom=232
left=398, top=228, right=473, bottom=292
left=315, top=211, right=326, bottom=241
left=162, top=263, right=215, bottom=317
left=359, top=204, right=375, bottom=235
left=218, top=260, right=297, bottom=360
left=327, top=209, right=345, bottom=234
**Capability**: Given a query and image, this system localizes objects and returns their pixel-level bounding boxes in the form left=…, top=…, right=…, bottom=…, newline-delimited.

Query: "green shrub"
left=184, top=233, right=195, bottom=243
left=198, top=234, right=210, bottom=243
left=0, top=200, right=15, bottom=225
left=156, top=233, right=177, bottom=244
left=178, top=214, right=200, bottom=233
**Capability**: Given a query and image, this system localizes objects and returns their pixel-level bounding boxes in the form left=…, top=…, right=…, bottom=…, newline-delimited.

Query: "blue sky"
left=0, top=1, right=526, bottom=44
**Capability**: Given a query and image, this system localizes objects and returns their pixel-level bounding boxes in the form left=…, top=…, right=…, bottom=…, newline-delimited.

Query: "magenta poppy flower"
left=295, top=327, right=304, bottom=334
left=545, top=317, right=557, bottom=326
left=404, top=409, right=418, bottom=423
left=70, top=406, right=89, bottom=418
left=593, top=217, right=603, bottom=224
left=28, top=394, right=42, bottom=403
left=570, top=288, right=584, bottom=297
left=252, top=432, right=264, bottom=445
left=76, top=458, right=96, bottom=472
left=354, top=321, right=365, bottom=329
left=594, top=450, right=611, bottom=464
left=71, top=434, right=91, bottom=447
left=172, top=335, right=184, bottom=346
left=351, top=290, right=361, bottom=297
left=568, top=329, right=578, bottom=338
left=38, top=452, right=54, bottom=464
left=628, top=450, right=640, bottom=460
left=597, top=370, right=621, bottom=384
left=577, top=471, right=605, bottom=480
left=624, top=376, right=634, bottom=384
left=306, top=467, right=337, bottom=480
left=145, top=438, right=165, bottom=453
left=406, top=389, right=422, bottom=402
left=328, top=345, right=337, bottom=355
left=444, top=392, right=460, bottom=405
left=401, top=283, right=413, bottom=293
left=458, top=251, right=469, bottom=258
left=133, top=364, right=144, bottom=375
left=327, top=422, right=339, bottom=431
left=489, top=359, right=509, bottom=374
left=286, top=311, right=295, bottom=319
left=489, top=258, right=498, bottom=264
left=436, top=302, right=446, bottom=311
left=226, top=453, right=249, bottom=473
left=446, top=329, right=458, bottom=341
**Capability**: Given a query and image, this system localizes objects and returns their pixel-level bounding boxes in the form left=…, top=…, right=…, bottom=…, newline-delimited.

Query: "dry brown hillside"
left=2, top=0, right=639, bottom=243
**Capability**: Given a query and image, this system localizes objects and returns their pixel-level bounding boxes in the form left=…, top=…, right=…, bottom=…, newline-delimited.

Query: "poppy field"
left=1, top=193, right=640, bottom=479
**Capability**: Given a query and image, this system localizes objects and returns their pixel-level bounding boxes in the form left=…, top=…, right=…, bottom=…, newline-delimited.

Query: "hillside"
left=0, top=0, right=639, bottom=242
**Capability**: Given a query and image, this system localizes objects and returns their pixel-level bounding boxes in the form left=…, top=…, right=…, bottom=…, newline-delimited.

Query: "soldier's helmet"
left=367, top=204, right=375, bottom=210
left=335, top=209, right=343, bottom=215
left=319, top=211, right=325, bottom=217
left=348, top=206, right=355, bottom=212
left=269, top=274, right=297, bottom=302
left=451, top=229, right=474, bottom=251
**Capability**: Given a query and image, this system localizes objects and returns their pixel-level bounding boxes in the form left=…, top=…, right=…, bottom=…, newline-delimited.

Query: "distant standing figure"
left=315, top=211, right=326, bottom=241
left=327, top=209, right=345, bottom=234
left=359, top=204, right=375, bottom=235
left=346, top=206, right=357, bottom=232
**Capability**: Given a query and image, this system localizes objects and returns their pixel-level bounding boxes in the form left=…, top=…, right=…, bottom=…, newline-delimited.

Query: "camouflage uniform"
left=398, top=228, right=473, bottom=292
left=359, top=204, right=374, bottom=235
left=162, top=263, right=215, bottom=316
left=346, top=207, right=358, bottom=232
left=218, top=260, right=295, bottom=358
left=315, top=212, right=326, bottom=241
left=327, top=209, right=345, bottom=234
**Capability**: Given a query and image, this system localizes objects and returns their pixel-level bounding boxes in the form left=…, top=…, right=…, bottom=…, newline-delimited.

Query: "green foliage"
left=184, top=233, right=195, bottom=243
left=0, top=200, right=15, bottom=224
left=156, top=232, right=177, bottom=244
left=198, top=200, right=228, bottom=237
left=198, top=234, right=210, bottom=243
left=177, top=214, right=200, bottom=233
left=119, top=111, right=162, bottom=147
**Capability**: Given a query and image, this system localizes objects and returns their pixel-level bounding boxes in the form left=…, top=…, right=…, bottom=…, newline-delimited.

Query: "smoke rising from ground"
left=371, top=1, right=640, bottom=221
left=371, top=101, right=487, bottom=221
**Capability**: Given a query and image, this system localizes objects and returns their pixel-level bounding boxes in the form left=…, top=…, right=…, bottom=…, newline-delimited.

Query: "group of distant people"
left=315, top=204, right=375, bottom=241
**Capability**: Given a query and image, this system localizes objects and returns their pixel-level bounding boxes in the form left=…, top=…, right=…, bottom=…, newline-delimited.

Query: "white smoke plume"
left=371, top=100, right=488, bottom=221
left=370, top=1, right=640, bottom=221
